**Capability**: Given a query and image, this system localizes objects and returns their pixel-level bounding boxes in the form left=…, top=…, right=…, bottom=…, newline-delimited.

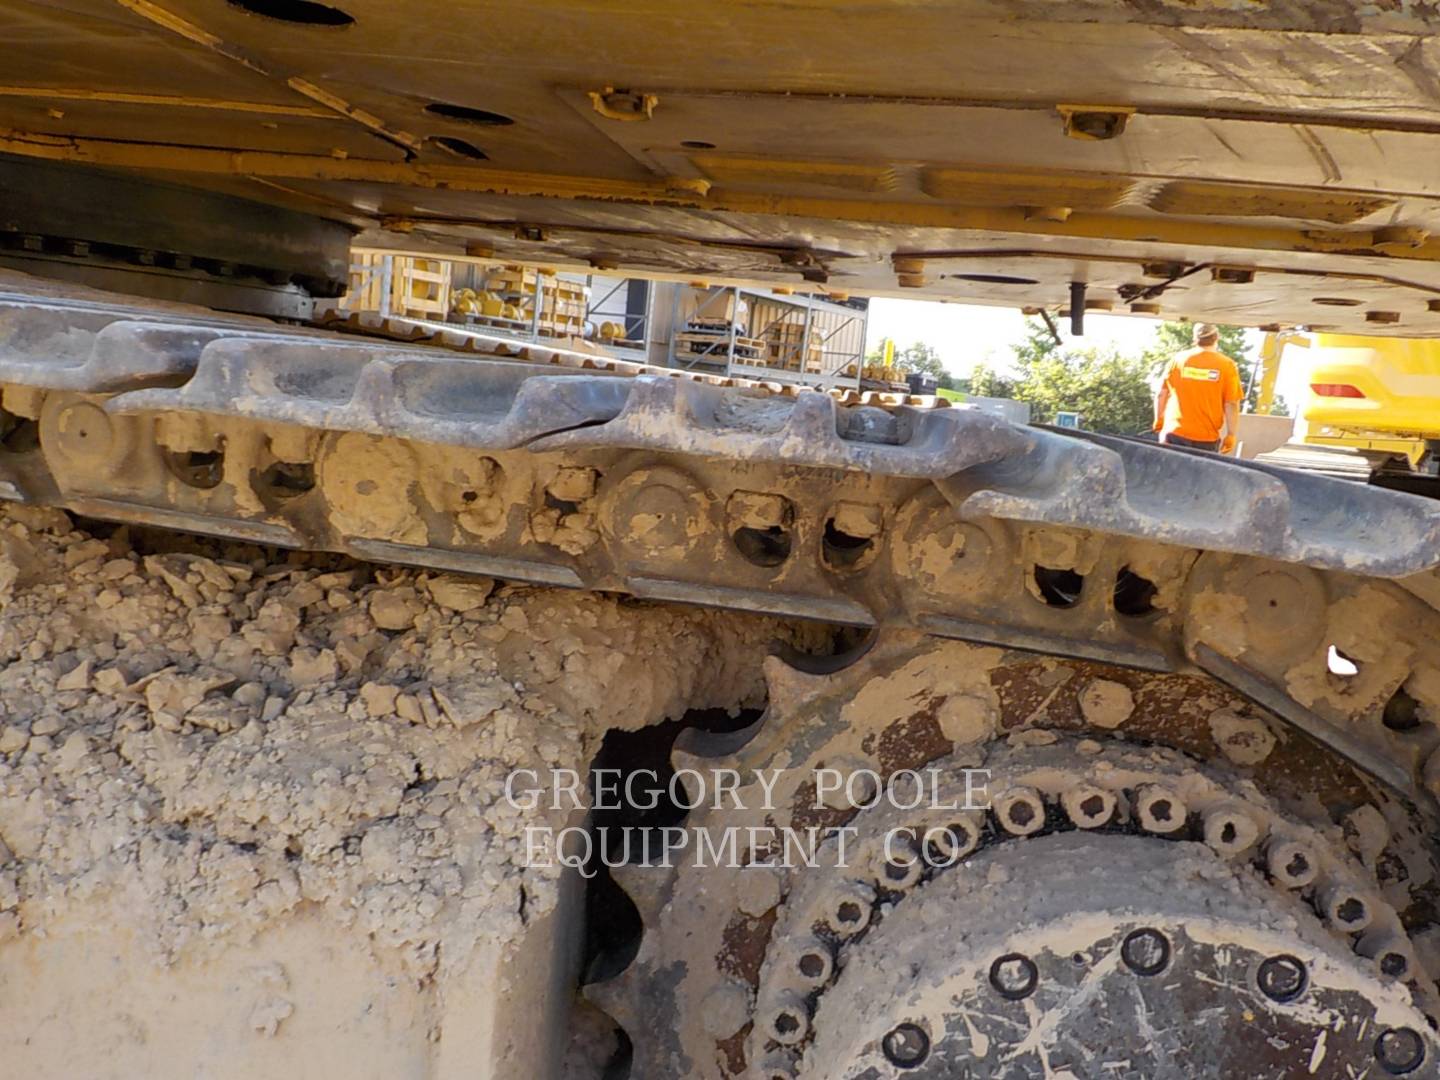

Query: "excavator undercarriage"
left=3, top=266, right=1440, bottom=1077
left=7, top=2, right=1440, bottom=1077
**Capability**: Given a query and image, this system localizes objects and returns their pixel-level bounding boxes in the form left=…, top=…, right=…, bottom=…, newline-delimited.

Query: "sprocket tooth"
left=610, top=860, right=673, bottom=924
left=582, top=970, right=642, bottom=1032
left=669, top=747, right=707, bottom=776
left=762, top=653, right=831, bottom=716
left=674, top=708, right=768, bottom=761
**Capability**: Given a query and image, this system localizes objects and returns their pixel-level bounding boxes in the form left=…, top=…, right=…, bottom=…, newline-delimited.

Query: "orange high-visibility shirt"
left=1160, top=347, right=1243, bottom=443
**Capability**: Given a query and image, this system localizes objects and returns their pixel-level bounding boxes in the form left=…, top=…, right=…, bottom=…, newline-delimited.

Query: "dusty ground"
left=0, top=504, right=814, bottom=1078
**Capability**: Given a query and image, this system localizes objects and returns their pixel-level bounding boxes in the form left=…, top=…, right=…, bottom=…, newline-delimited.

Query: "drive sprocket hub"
left=589, top=638, right=1440, bottom=1079
left=799, top=830, right=1431, bottom=1078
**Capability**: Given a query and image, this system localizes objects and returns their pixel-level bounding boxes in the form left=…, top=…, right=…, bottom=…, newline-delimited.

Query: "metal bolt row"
left=946, top=939, right=1425, bottom=1077
left=755, top=772, right=1415, bottom=1069
left=862, top=942, right=1429, bottom=1074
left=843, top=783, right=1401, bottom=967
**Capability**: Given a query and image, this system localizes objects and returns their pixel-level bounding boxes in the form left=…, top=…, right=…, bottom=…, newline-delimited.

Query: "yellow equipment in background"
left=1256, top=333, right=1440, bottom=492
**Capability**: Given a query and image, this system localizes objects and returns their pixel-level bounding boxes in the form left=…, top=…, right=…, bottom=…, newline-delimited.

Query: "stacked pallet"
left=674, top=312, right=765, bottom=363
left=862, top=363, right=911, bottom=391
left=474, top=266, right=587, bottom=338
left=347, top=253, right=452, bottom=320
left=545, top=276, right=587, bottom=339
left=674, top=329, right=767, bottom=362
left=762, top=321, right=823, bottom=373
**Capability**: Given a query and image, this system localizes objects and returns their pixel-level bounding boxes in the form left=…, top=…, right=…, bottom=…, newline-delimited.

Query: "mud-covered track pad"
left=4, top=282, right=1434, bottom=575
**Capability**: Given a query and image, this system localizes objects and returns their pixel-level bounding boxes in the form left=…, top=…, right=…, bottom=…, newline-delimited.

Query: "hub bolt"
left=989, top=953, right=1039, bottom=1000
left=1121, top=928, right=1171, bottom=976
left=881, top=1023, right=930, bottom=1068
left=1256, top=954, right=1308, bottom=1003
left=1135, top=785, right=1188, bottom=834
left=1375, top=1027, right=1426, bottom=1075
left=1266, top=839, right=1319, bottom=889
left=767, top=992, right=810, bottom=1046
left=994, top=786, right=1047, bottom=837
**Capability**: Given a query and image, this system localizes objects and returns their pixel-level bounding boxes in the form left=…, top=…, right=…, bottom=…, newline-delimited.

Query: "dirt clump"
left=0, top=504, right=813, bottom=977
left=1078, top=677, right=1134, bottom=729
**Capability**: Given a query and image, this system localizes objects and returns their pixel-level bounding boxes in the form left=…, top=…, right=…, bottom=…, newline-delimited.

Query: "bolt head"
left=1121, top=928, right=1171, bottom=976
left=1257, top=954, right=1308, bottom=1003
left=882, top=1023, right=930, bottom=1068
left=989, top=953, right=1039, bottom=1000
left=1375, top=1027, right=1426, bottom=1074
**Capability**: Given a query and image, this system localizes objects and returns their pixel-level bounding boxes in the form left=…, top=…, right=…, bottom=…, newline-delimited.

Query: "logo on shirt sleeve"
left=1181, top=366, right=1221, bottom=382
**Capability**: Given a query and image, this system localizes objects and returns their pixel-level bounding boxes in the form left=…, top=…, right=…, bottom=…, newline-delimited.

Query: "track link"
left=4, top=274, right=1440, bottom=809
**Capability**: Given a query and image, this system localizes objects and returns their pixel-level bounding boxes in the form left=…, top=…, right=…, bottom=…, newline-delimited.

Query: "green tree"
left=899, top=341, right=945, bottom=377
left=1011, top=316, right=1066, bottom=367
left=873, top=339, right=963, bottom=390
left=899, top=341, right=961, bottom=389
left=982, top=317, right=1154, bottom=434
left=968, top=363, right=1017, bottom=400
left=1015, top=346, right=1154, bottom=433
left=968, top=318, right=1277, bottom=433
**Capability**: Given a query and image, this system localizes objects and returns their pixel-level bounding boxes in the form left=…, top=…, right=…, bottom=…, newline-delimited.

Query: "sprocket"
left=589, top=635, right=1440, bottom=1078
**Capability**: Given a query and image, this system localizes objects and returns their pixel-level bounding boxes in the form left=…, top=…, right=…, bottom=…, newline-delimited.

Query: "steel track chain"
left=2, top=278, right=1440, bottom=815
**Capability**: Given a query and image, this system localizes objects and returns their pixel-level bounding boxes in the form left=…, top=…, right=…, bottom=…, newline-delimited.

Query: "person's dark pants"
left=1160, top=433, right=1221, bottom=451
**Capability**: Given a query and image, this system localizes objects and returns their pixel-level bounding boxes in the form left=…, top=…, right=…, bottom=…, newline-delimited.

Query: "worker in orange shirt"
left=1153, top=323, right=1243, bottom=454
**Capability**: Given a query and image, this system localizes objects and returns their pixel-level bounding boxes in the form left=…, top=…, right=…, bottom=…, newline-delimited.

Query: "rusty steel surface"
left=9, top=3, right=1440, bottom=330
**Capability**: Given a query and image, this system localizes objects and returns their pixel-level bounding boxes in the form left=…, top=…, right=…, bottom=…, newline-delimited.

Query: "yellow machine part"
left=1298, top=335, right=1440, bottom=465
left=13, top=3, right=1440, bottom=332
